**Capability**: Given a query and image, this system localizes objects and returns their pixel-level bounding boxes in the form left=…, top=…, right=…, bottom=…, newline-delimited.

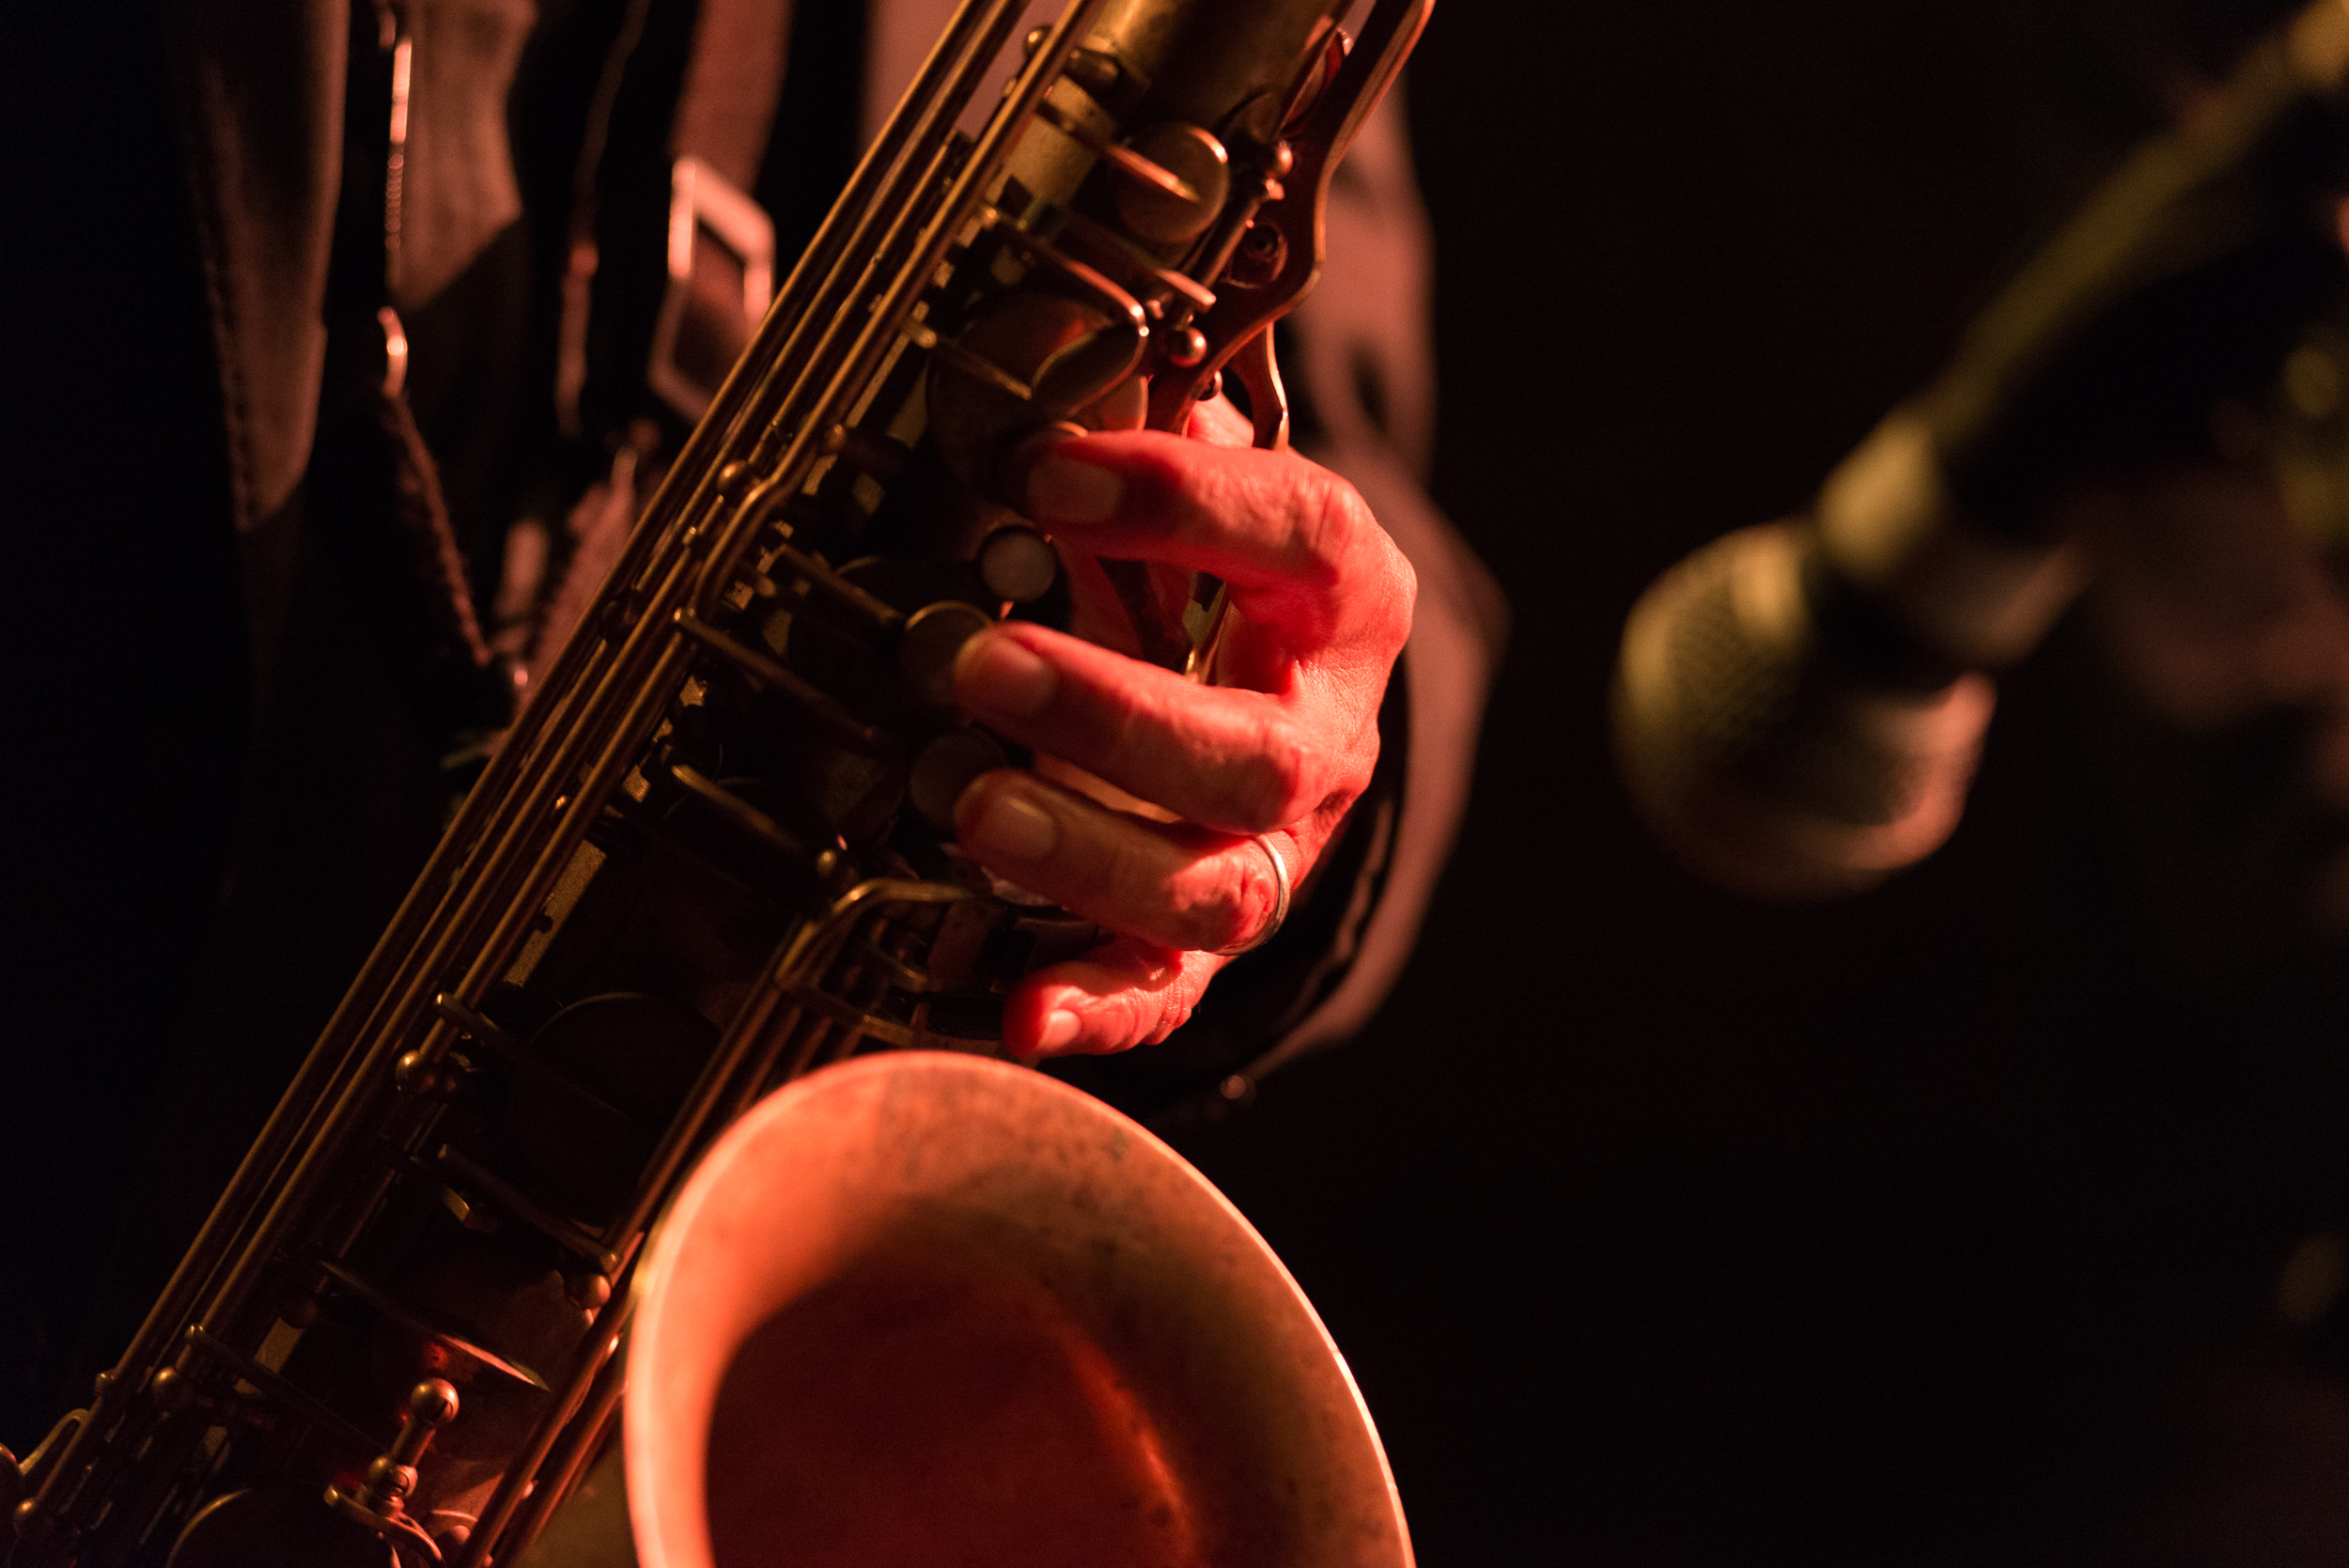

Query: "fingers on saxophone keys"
left=953, top=770, right=1292, bottom=955
left=1003, top=942, right=1226, bottom=1057
left=1019, top=431, right=1414, bottom=644
left=954, top=624, right=1324, bottom=833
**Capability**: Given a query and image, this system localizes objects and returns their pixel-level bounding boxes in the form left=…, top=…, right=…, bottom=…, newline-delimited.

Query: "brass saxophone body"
left=5, top=0, right=1429, bottom=1563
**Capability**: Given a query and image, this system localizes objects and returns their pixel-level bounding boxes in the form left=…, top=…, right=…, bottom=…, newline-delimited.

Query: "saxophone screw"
left=1227, top=222, right=1286, bottom=289
left=1164, top=325, right=1207, bottom=368
left=411, top=1378, right=460, bottom=1427
left=395, top=1050, right=448, bottom=1096
left=148, top=1368, right=195, bottom=1413
left=363, top=1457, right=418, bottom=1502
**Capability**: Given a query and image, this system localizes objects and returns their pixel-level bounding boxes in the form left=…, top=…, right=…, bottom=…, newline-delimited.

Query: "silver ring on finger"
left=1214, top=832, right=1293, bottom=956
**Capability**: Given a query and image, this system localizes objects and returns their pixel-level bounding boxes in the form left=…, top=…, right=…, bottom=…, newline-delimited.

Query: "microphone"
left=1614, top=0, right=2349, bottom=898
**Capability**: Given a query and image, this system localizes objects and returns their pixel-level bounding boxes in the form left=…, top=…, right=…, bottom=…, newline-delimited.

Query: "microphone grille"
left=1612, top=523, right=1995, bottom=899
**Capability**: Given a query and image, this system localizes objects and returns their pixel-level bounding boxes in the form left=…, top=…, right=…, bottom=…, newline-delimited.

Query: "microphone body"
left=1616, top=0, right=2349, bottom=898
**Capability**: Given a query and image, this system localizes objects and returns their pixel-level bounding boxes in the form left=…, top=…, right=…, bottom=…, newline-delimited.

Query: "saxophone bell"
left=519, top=1054, right=1410, bottom=1568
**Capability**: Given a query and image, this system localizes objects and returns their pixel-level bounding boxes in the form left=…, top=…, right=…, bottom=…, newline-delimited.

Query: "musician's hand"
left=950, top=400, right=1414, bottom=1056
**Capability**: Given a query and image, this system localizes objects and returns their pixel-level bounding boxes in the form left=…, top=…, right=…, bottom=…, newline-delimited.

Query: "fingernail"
left=1024, top=453, right=1122, bottom=524
left=964, top=789, right=1060, bottom=862
left=955, top=631, right=1056, bottom=719
left=1037, top=1010, right=1082, bottom=1052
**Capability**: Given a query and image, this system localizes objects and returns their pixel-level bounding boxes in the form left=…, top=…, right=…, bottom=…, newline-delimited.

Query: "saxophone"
left=3, top=0, right=1428, bottom=1562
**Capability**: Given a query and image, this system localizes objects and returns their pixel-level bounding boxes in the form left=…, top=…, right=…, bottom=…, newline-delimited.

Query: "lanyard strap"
left=557, top=0, right=797, bottom=443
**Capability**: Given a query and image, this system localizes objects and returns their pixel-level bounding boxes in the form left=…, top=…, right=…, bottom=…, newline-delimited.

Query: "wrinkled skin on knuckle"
left=1146, top=838, right=1266, bottom=954
left=1097, top=993, right=1157, bottom=1050
left=1227, top=709, right=1320, bottom=830
left=1295, top=472, right=1363, bottom=584
left=1166, top=869, right=1250, bottom=954
left=1042, top=941, right=1215, bottom=1052
left=1250, top=473, right=1354, bottom=645
left=1193, top=891, right=1254, bottom=955
left=1072, top=821, right=1226, bottom=955
left=1279, top=473, right=1414, bottom=673
left=1309, top=498, right=1413, bottom=668
left=1107, top=980, right=1187, bottom=1049
left=1139, top=952, right=1221, bottom=1044
left=1286, top=660, right=1384, bottom=811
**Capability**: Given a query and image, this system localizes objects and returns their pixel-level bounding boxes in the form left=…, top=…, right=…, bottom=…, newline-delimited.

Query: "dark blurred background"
left=1167, top=1, right=2349, bottom=1562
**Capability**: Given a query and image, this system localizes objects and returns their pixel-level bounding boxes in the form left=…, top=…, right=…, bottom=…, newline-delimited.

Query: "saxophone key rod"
left=688, top=0, right=1119, bottom=624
